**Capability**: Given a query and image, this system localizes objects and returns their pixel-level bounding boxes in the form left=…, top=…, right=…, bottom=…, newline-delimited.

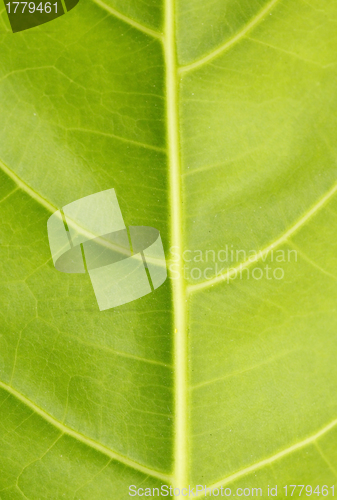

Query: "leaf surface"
left=0, top=0, right=337, bottom=498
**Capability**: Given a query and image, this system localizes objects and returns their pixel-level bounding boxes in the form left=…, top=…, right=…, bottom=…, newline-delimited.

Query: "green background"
left=0, top=0, right=337, bottom=497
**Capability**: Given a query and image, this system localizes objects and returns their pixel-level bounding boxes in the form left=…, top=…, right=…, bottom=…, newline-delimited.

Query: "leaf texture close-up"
left=0, top=0, right=337, bottom=498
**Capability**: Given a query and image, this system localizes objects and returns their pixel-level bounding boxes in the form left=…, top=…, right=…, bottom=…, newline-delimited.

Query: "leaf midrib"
left=164, top=0, right=189, bottom=490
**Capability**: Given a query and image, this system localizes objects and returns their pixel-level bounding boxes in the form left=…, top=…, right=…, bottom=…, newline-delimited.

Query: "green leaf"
left=1, top=0, right=337, bottom=498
